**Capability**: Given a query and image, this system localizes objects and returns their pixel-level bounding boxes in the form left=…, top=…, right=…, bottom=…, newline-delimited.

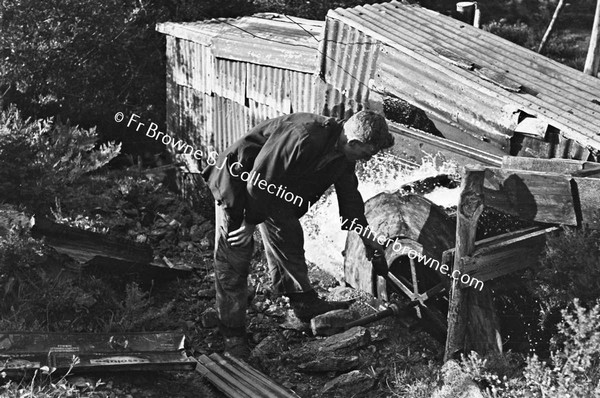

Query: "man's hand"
left=227, top=220, right=256, bottom=247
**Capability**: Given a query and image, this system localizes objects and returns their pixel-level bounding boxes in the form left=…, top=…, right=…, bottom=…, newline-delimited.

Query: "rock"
left=313, top=326, right=370, bottom=354
left=200, top=236, right=212, bottom=250
left=321, top=370, right=374, bottom=395
left=279, top=310, right=310, bottom=331
left=327, top=286, right=358, bottom=302
left=288, top=326, right=371, bottom=362
left=200, top=308, right=219, bottom=328
left=297, top=355, right=360, bottom=373
left=310, top=309, right=359, bottom=336
left=431, top=360, right=486, bottom=398
left=67, top=376, right=96, bottom=388
left=252, top=334, right=288, bottom=359
left=196, top=288, right=216, bottom=299
left=0, top=206, right=30, bottom=237
left=368, top=324, right=391, bottom=342
left=191, top=221, right=213, bottom=242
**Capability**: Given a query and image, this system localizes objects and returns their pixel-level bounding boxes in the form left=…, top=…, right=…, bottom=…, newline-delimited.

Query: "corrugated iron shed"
left=156, top=14, right=328, bottom=206
left=156, top=14, right=325, bottom=159
left=320, top=1, right=600, bottom=160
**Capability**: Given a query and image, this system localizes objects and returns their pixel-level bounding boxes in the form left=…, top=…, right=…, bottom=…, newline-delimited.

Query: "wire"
left=184, top=12, right=377, bottom=98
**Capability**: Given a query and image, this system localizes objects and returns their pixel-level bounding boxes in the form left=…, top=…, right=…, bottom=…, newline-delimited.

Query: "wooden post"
left=444, top=167, right=502, bottom=361
left=538, top=0, right=565, bottom=54
left=585, top=0, right=600, bottom=76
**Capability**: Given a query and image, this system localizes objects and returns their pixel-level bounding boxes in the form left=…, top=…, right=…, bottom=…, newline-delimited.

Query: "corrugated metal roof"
left=323, top=1, right=600, bottom=155
left=157, top=13, right=323, bottom=73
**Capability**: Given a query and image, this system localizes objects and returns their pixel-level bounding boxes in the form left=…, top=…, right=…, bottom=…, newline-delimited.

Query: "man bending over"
left=202, top=110, right=394, bottom=358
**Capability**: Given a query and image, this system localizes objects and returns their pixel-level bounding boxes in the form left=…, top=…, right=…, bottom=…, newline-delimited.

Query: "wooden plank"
left=474, top=67, right=522, bottom=92
left=445, top=168, right=502, bottom=361
left=463, top=226, right=559, bottom=282
left=482, top=167, right=577, bottom=225
left=573, top=177, right=600, bottom=229
left=434, top=47, right=474, bottom=70
left=501, top=156, right=598, bottom=173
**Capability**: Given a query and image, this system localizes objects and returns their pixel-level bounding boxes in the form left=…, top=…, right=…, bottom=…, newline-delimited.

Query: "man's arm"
left=334, top=164, right=386, bottom=256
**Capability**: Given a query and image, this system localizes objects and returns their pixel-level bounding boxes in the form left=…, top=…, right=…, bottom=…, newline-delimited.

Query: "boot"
left=220, top=325, right=251, bottom=361
left=287, top=290, right=352, bottom=323
left=223, top=335, right=251, bottom=361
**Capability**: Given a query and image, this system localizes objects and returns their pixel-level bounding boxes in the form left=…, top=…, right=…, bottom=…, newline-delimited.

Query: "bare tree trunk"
left=584, top=0, right=600, bottom=76
left=538, top=0, right=566, bottom=54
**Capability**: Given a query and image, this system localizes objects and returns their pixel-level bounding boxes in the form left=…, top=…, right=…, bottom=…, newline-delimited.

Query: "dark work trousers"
left=214, top=203, right=313, bottom=336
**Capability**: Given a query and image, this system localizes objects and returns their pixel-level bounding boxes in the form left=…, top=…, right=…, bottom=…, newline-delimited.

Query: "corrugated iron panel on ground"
left=319, top=18, right=378, bottom=108
left=326, top=1, right=600, bottom=155
left=157, top=15, right=323, bottom=73
left=246, top=63, right=291, bottom=113
left=213, top=96, right=248, bottom=153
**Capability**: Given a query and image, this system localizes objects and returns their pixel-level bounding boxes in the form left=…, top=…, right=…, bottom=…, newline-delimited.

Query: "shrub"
left=523, top=300, right=600, bottom=398
left=0, top=105, right=120, bottom=213
left=483, top=21, right=539, bottom=48
left=453, top=300, right=600, bottom=398
left=527, top=227, right=600, bottom=315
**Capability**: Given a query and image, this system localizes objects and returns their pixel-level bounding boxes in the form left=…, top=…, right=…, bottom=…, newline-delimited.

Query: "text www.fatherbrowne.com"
left=341, top=216, right=484, bottom=291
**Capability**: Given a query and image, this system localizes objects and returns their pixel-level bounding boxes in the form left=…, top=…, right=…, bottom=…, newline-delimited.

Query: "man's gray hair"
left=344, top=110, right=394, bottom=149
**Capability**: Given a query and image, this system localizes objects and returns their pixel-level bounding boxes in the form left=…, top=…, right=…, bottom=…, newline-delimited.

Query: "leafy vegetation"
left=0, top=106, right=120, bottom=213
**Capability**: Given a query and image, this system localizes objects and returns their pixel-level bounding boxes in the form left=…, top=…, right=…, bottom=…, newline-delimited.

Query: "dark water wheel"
left=343, top=192, right=456, bottom=343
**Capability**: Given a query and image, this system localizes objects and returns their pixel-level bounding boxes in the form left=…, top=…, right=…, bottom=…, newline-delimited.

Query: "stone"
left=431, top=360, right=486, bottom=398
left=313, top=326, right=370, bottom=354
left=288, top=326, right=371, bottom=362
left=252, top=334, right=288, bottom=359
left=321, top=370, right=374, bottom=395
left=310, top=309, right=359, bottom=336
left=327, top=286, right=359, bottom=302
left=297, top=355, right=360, bottom=373
left=200, top=308, right=219, bottom=328
left=279, top=310, right=310, bottom=331
left=196, top=288, right=216, bottom=299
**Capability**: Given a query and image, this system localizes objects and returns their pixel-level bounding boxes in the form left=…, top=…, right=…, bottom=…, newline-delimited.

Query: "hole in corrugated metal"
left=382, top=95, right=444, bottom=138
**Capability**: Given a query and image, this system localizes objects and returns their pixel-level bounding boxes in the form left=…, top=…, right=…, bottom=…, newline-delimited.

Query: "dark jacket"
left=202, top=113, right=368, bottom=230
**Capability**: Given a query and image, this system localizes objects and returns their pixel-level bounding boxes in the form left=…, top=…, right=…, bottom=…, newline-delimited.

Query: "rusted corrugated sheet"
left=158, top=13, right=324, bottom=160
left=246, top=63, right=291, bottom=113
left=246, top=99, right=284, bottom=129
left=214, top=59, right=247, bottom=104
left=166, top=84, right=211, bottom=171
left=323, top=1, right=600, bottom=157
left=157, top=14, right=323, bottom=73
left=0, top=332, right=193, bottom=374
left=166, top=36, right=213, bottom=94
left=213, top=96, right=248, bottom=152
left=289, top=71, right=319, bottom=113
left=319, top=18, right=379, bottom=108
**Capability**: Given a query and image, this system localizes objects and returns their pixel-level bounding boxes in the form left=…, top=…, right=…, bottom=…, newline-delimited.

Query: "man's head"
left=339, top=111, right=394, bottom=161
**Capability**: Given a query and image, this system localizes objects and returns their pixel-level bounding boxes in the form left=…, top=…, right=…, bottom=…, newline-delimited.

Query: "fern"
left=0, top=105, right=121, bottom=211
